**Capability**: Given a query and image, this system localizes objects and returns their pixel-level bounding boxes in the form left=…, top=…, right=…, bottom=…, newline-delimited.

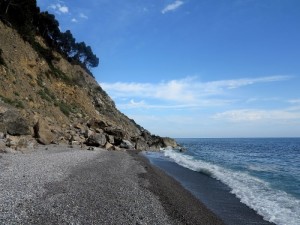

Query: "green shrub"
left=0, top=95, right=24, bottom=108
left=55, top=101, right=78, bottom=117
left=38, top=90, right=52, bottom=102
left=37, top=88, right=56, bottom=102
left=0, top=95, right=13, bottom=105
left=14, top=100, right=25, bottom=109
left=31, top=41, right=55, bottom=65
left=49, top=66, right=73, bottom=84
left=57, top=101, right=71, bottom=116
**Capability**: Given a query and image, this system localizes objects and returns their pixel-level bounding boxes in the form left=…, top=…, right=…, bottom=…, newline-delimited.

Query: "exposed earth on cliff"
left=0, top=21, right=178, bottom=153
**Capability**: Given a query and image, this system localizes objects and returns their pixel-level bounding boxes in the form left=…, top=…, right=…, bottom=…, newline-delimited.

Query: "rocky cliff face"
left=0, top=21, right=178, bottom=152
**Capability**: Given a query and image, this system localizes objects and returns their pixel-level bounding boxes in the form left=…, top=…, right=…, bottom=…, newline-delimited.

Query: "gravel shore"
left=0, top=145, right=224, bottom=225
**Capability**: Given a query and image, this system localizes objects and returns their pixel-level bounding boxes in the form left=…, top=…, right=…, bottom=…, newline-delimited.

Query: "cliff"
left=0, top=21, right=178, bottom=152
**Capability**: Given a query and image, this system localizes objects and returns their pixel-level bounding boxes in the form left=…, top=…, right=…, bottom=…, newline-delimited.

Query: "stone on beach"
left=0, top=105, right=31, bottom=136
left=85, top=133, right=107, bottom=147
left=33, top=119, right=55, bottom=145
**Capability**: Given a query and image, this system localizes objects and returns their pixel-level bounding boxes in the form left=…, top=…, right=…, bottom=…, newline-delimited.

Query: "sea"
left=144, top=138, right=300, bottom=225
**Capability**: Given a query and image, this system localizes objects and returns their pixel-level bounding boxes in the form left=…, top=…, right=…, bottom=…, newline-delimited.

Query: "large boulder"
left=119, top=140, right=134, bottom=149
left=87, top=119, right=108, bottom=130
left=0, top=105, right=31, bottom=136
left=106, top=134, right=115, bottom=144
left=135, top=138, right=149, bottom=150
left=85, top=133, right=106, bottom=147
left=34, top=120, right=55, bottom=145
left=104, top=127, right=125, bottom=145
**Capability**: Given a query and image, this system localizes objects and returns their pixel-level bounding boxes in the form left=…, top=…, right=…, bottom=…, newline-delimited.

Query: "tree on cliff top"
left=0, top=0, right=99, bottom=72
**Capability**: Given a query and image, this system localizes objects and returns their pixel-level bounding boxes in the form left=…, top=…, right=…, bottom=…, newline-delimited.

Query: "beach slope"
left=0, top=146, right=223, bottom=225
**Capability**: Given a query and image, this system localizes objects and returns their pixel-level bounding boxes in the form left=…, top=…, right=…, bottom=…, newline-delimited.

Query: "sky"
left=36, top=0, right=300, bottom=138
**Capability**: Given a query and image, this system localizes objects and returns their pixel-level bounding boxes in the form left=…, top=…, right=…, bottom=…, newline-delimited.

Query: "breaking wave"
left=164, top=150, right=300, bottom=225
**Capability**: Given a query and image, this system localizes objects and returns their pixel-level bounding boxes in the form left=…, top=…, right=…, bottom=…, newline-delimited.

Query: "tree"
left=59, top=30, right=76, bottom=56
left=0, top=0, right=100, bottom=72
left=37, top=11, right=60, bottom=44
left=84, top=46, right=99, bottom=68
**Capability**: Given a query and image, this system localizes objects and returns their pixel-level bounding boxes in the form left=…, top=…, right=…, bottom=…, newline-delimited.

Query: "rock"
left=84, top=129, right=93, bottom=138
left=74, top=123, right=85, bottom=130
left=104, top=127, right=125, bottom=141
left=0, top=139, right=6, bottom=153
left=58, top=137, right=69, bottom=145
left=135, top=138, right=149, bottom=151
left=120, top=140, right=134, bottom=149
left=0, top=132, right=4, bottom=139
left=34, top=120, right=55, bottom=145
left=87, top=146, right=94, bottom=151
left=5, top=135, right=36, bottom=150
left=93, top=97, right=103, bottom=107
left=104, top=142, right=114, bottom=150
left=141, top=130, right=152, bottom=140
left=2, top=147, right=18, bottom=154
left=104, top=127, right=124, bottom=138
left=87, top=119, right=107, bottom=130
left=95, top=128, right=103, bottom=133
left=72, top=135, right=85, bottom=143
left=76, top=113, right=83, bottom=118
left=70, top=140, right=80, bottom=146
left=161, top=137, right=178, bottom=148
left=113, top=146, right=122, bottom=151
left=85, top=133, right=106, bottom=147
left=0, top=105, right=31, bottom=136
left=106, top=134, right=115, bottom=144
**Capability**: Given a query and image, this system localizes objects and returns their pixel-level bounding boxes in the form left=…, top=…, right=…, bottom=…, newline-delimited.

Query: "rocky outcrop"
left=161, top=137, right=178, bottom=148
left=0, top=20, right=178, bottom=152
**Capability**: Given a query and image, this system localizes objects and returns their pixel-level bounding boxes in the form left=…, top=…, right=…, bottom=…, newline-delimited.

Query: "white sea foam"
left=247, top=164, right=279, bottom=172
left=164, top=150, right=300, bottom=225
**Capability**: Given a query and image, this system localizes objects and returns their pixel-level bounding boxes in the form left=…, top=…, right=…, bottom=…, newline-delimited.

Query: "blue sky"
left=36, top=0, right=300, bottom=138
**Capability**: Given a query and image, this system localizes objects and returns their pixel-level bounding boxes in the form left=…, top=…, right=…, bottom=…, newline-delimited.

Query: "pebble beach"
left=0, top=146, right=223, bottom=225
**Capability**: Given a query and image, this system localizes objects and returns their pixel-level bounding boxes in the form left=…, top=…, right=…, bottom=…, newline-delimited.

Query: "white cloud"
left=100, top=75, right=290, bottom=106
left=71, top=18, right=78, bottom=23
left=49, top=3, right=69, bottom=14
left=119, top=99, right=200, bottom=110
left=288, top=99, right=300, bottom=104
left=162, top=0, right=184, bottom=14
left=79, top=13, right=88, bottom=19
left=202, top=75, right=290, bottom=94
left=212, top=109, right=300, bottom=122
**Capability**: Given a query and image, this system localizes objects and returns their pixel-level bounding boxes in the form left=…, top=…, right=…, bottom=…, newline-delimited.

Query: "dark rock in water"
left=85, top=133, right=106, bottom=147
left=0, top=105, right=31, bottom=136
left=161, top=137, right=177, bottom=148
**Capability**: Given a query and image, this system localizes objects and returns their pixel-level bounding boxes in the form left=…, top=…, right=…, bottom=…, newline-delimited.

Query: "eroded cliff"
left=0, top=21, right=178, bottom=152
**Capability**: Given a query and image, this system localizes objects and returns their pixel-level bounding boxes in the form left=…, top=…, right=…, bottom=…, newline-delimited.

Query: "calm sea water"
left=163, top=138, right=300, bottom=225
